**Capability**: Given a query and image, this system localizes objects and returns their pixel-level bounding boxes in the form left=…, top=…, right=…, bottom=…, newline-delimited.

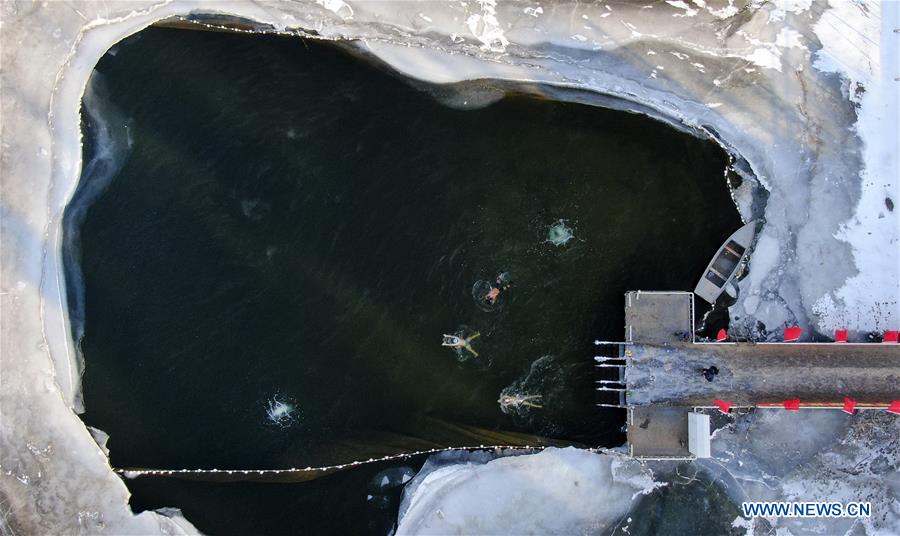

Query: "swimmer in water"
left=442, top=332, right=480, bottom=357
left=485, top=273, right=512, bottom=305
left=498, top=394, right=543, bottom=409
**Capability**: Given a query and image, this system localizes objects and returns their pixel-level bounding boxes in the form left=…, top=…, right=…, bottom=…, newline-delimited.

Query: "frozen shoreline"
left=399, top=411, right=899, bottom=535
left=1, top=1, right=897, bottom=533
left=396, top=447, right=661, bottom=534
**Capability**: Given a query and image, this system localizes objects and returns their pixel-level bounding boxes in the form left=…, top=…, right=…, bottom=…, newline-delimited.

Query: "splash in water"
left=471, top=271, right=512, bottom=311
left=265, top=394, right=297, bottom=427
left=498, top=355, right=566, bottom=434
left=546, top=220, right=575, bottom=246
left=472, top=280, right=499, bottom=312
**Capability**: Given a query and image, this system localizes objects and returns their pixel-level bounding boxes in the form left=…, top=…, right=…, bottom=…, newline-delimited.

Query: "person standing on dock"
left=701, top=366, right=719, bottom=382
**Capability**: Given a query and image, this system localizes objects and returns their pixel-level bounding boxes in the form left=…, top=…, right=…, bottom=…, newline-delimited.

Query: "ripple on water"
left=471, top=272, right=511, bottom=312
left=265, top=394, right=298, bottom=428
left=546, top=219, right=575, bottom=247
left=499, top=355, right=566, bottom=435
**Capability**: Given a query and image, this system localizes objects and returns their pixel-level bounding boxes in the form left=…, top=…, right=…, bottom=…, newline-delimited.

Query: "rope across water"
left=116, top=445, right=607, bottom=479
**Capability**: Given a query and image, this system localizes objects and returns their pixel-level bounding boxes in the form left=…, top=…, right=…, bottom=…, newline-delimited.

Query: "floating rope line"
left=116, top=445, right=607, bottom=478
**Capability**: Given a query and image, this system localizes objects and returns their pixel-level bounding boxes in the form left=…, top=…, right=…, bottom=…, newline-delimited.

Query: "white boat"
left=694, top=221, right=757, bottom=304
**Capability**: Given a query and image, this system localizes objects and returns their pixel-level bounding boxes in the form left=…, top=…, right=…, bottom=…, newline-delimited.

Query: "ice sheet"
left=698, top=409, right=900, bottom=535
left=396, top=447, right=659, bottom=535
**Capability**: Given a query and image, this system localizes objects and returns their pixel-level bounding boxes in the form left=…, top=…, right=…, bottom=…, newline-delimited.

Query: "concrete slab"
left=626, top=343, right=900, bottom=406
left=624, top=291, right=693, bottom=345
left=627, top=406, right=692, bottom=459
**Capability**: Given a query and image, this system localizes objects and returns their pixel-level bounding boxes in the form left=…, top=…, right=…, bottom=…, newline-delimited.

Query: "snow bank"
left=810, top=0, right=900, bottom=334
left=396, top=448, right=659, bottom=535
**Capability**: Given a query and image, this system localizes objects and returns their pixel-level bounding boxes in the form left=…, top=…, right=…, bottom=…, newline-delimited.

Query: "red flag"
left=883, top=331, right=899, bottom=343
left=888, top=401, right=900, bottom=415
left=716, top=329, right=728, bottom=342
left=784, top=327, right=802, bottom=342
left=783, top=399, right=801, bottom=411
left=714, top=399, right=733, bottom=413
left=842, top=397, right=856, bottom=415
left=834, top=329, right=848, bottom=343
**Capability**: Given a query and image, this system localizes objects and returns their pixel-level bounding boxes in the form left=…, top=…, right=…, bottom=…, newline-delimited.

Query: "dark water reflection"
left=71, top=26, right=741, bottom=534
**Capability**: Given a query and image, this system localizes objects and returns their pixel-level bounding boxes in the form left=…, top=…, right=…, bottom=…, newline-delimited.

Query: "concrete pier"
left=626, top=406, right=690, bottom=458
left=613, top=291, right=900, bottom=460
left=627, top=342, right=900, bottom=406
left=624, top=291, right=693, bottom=345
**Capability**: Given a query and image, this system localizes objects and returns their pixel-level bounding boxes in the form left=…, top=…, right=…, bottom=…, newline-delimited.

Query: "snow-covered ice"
left=697, top=409, right=900, bottom=535
left=810, top=0, right=900, bottom=335
left=396, top=448, right=659, bottom=535
left=398, top=410, right=899, bottom=535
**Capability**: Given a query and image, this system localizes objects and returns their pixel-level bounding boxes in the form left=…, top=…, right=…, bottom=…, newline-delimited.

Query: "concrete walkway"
left=626, top=342, right=900, bottom=406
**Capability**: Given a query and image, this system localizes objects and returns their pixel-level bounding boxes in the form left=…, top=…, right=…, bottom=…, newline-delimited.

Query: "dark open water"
left=71, top=27, right=741, bottom=534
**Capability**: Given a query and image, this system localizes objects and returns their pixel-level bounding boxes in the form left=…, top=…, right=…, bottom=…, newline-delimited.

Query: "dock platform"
left=627, top=406, right=690, bottom=458
left=624, top=291, right=693, bottom=344
left=607, top=291, right=899, bottom=460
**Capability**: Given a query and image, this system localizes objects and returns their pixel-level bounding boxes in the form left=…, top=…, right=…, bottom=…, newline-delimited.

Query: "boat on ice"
left=694, top=221, right=757, bottom=304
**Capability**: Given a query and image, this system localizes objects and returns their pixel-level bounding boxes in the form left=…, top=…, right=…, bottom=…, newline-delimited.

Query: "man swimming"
left=442, top=332, right=480, bottom=357
left=498, top=394, right=543, bottom=409
left=484, top=272, right=512, bottom=305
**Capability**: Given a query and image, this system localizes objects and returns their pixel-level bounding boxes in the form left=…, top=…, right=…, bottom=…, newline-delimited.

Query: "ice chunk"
left=397, top=448, right=659, bottom=534
left=369, top=466, right=418, bottom=492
